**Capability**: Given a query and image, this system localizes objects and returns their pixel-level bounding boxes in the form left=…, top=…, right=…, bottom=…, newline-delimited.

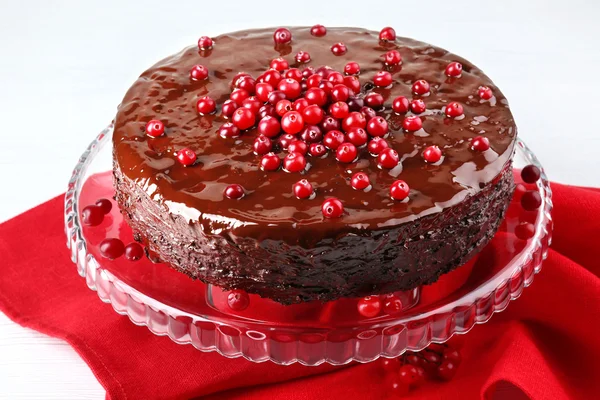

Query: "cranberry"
left=344, top=62, right=360, bottom=75
left=284, top=68, right=303, bottom=82
left=230, top=88, right=250, bottom=105
left=347, top=128, right=368, bottom=147
left=276, top=99, right=293, bottom=116
left=268, top=90, right=286, bottom=105
left=331, top=42, right=347, bottom=55
left=273, top=27, right=292, bottom=44
left=196, top=96, right=216, bottom=115
left=218, top=122, right=241, bottom=138
left=331, top=84, right=350, bottom=103
left=224, top=184, right=245, bottom=199
left=357, top=296, right=381, bottom=318
left=242, top=97, right=261, bottom=115
left=255, top=82, right=274, bottom=102
left=293, top=179, right=314, bottom=199
left=342, top=112, right=366, bottom=132
left=437, top=360, right=458, bottom=381
left=445, top=101, right=464, bottom=118
left=410, top=99, right=426, bottom=114
left=95, top=198, right=112, bottom=214
left=145, top=120, right=165, bottom=137
left=343, top=76, right=361, bottom=94
left=257, top=116, right=280, bottom=138
left=82, top=205, right=104, bottom=226
left=445, top=62, right=463, bottom=77
left=336, top=142, right=358, bottom=163
left=398, top=364, right=420, bottom=386
left=377, top=148, right=399, bottom=169
left=478, top=86, right=493, bottom=100
left=270, top=57, right=289, bottom=71
left=283, top=151, right=307, bottom=172
left=392, top=96, right=410, bottom=113
left=515, top=222, right=535, bottom=240
left=237, top=77, right=256, bottom=94
left=278, top=133, right=297, bottom=150
left=471, top=136, right=490, bottom=151
left=302, top=66, right=315, bottom=79
left=253, top=135, right=272, bottom=155
left=390, top=180, right=410, bottom=200
left=412, top=79, right=430, bottom=95
left=231, top=72, right=251, bottom=88
left=258, top=104, right=276, bottom=119
left=227, top=290, right=250, bottom=311
left=360, top=106, right=377, bottom=121
left=281, top=111, right=305, bottom=134
left=423, top=145, right=442, bottom=163
left=99, top=238, right=125, bottom=260
left=311, top=24, right=327, bottom=37
left=373, top=71, right=393, bottom=87
left=320, top=116, right=340, bottom=132
left=197, top=36, right=213, bottom=50
left=329, top=101, right=350, bottom=119
left=232, top=107, right=256, bottom=130
left=384, top=50, right=402, bottom=66
left=318, top=80, right=334, bottom=95
left=368, top=137, right=389, bottom=155
left=382, top=294, right=403, bottom=315
left=443, top=349, right=462, bottom=365
left=307, top=74, right=323, bottom=88
left=323, top=130, right=345, bottom=150
left=327, top=72, right=345, bottom=85
left=351, top=172, right=370, bottom=190
left=260, top=153, right=281, bottom=171
left=302, top=105, right=324, bottom=125
left=367, top=116, right=389, bottom=137
left=521, top=190, right=542, bottom=211
left=295, top=51, right=311, bottom=63
left=379, top=27, right=396, bottom=41
left=190, top=64, right=209, bottom=81
left=124, top=243, right=144, bottom=261
left=403, top=116, right=423, bottom=132
left=364, top=92, right=384, bottom=109
left=221, top=99, right=239, bottom=117
left=288, top=140, right=308, bottom=155
left=309, top=143, right=327, bottom=157
left=381, top=358, right=401, bottom=372
left=278, top=78, right=302, bottom=99
left=176, top=148, right=197, bottom=166
left=322, top=198, right=344, bottom=218
left=305, top=88, right=328, bottom=107
left=261, top=70, right=282, bottom=86
left=521, top=165, right=541, bottom=183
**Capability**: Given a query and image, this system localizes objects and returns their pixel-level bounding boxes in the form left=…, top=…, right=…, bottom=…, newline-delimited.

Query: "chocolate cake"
left=112, top=26, right=516, bottom=304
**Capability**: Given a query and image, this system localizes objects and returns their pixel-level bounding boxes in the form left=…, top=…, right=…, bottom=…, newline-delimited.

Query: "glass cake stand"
left=64, top=125, right=552, bottom=366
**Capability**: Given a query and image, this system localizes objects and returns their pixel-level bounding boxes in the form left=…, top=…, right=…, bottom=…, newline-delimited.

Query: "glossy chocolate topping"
left=113, top=27, right=517, bottom=246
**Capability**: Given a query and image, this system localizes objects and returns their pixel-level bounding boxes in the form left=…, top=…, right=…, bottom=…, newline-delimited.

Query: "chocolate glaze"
left=113, top=27, right=517, bottom=247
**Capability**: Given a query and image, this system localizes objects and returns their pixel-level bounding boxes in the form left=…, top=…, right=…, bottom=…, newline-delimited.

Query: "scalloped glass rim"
left=64, top=125, right=553, bottom=365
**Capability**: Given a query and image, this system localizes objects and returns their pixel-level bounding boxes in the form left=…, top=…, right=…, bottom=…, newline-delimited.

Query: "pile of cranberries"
left=381, top=343, right=463, bottom=395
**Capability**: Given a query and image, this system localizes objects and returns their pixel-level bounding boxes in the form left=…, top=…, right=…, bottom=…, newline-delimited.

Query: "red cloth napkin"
left=1, top=182, right=599, bottom=400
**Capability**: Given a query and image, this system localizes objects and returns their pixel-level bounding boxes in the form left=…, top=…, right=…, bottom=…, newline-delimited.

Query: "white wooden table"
left=1, top=0, right=599, bottom=398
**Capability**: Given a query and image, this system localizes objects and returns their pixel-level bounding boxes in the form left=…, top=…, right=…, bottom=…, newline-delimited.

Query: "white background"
left=0, top=0, right=599, bottom=398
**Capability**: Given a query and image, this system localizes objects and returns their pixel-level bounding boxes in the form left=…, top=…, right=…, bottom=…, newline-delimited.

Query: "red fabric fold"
left=0, top=182, right=599, bottom=400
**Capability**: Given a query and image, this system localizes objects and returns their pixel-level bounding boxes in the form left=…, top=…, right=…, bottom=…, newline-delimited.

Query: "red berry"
left=145, top=119, right=164, bottom=137
left=224, top=184, right=245, bottom=199
left=283, top=151, right=307, bottom=172
left=403, top=116, right=423, bottom=132
left=398, top=364, right=419, bottom=386
left=231, top=72, right=251, bottom=88
left=368, top=137, right=389, bottom=155
left=414, top=367, right=426, bottom=386
left=322, top=198, right=344, bottom=218
left=347, top=96, right=364, bottom=111
left=99, top=238, right=125, bottom=260
left=261, top=70, right=283, bottom=86
left=445, top=101, right=464, bottom=118
left=412, top=79, right=430, bottom=95
left=304, top=88, right=328, bottom=107
left=379, top=27, right=396, bottom=41
left=410, top=99, right=426, bottom=114
left=218, top=122, right=241, bottom=138
left=293, top=98, right=310, bottom=112
left=276, top=99, right=293, bottom=116
left=196, top=96, right=216, bottom=115
left=278, top=78, right=302, bottom=99
left=521, top=190, right=542, bottom=211
left=331, top=42, right=347, bottom=55
left=382, top=294, right=403, bottom=315
left=377, top=148, right=399, bottom=169
left=222, top=99, right=239, bottom=117
left=82, top=205, right=104, bottom=226
left=278, top=133, right=297, bottom=150
left=237, top=77, right=256, bottom=94
left=230, top=88, right=250, bottom=105
left=347, top=128, right=368, bottom=147
left=521, top=165, right=541, bottom=183
left=357, top=296, right=381, bottom=318
left=242, top=97, right=261, bottom=115
left=255, top=82, right=274, bottom=102
left=344, top=62, right=360, bottom=75
left=515, top=222, right=535, bottom=240
left=381, top=358, right=401, bottom=372
left=323, top=130, right=345, bottom=150
left=257, top=116, right=281, bottom=138
left=373, top=71, right=393, bottom=87
left=423, top=145, right=442, bottom=163
left=390, top=180, right=410, bottom=200
left=307, top=74, right=323, bottom=88
left=302, top=104, right=324, bottom=125
left=318, top=80, right=334, bottom=95
left=258, top=104, right=277, bottom=119
left=293, top=179, right=314, bottom=199
left=351, top=172, right=370, bottom=190
left=424, top=350, right=442, bottom=366
left=227, top=290, right=250, bottom=311
left=384, top=50, right=402, bottom=66
left=445, top=61, right=463, bottom=77
left=311, top=24, right=327, bottom=37
left=336, top=142, right=358, bottom=163
left=364, top=92, right=384, bottom=109
left=392, top=96, right=410, bottom=113
left=320, top=116, right=340, bottom=132
left=190, top=64, right=209, bottom=80
left=478, top=86, right=493, bottom=100
left=343, top=76, right=361, bottom=94
left=285, top=68, right=303, bottom=82
left=273, top=28, right=292, bottom=45
left=232, top=107, right=256, bottom=130
left=471, top=136, right=490, bottom=151
left=176, top=148, right=197, bottom=166
left=342, top=112, right=366, bottom=132
left=267, top=90, right=286, bottom=106
left=295, top=51, right=311, bottom=63
left=437, top=360, right=458, bottom=381
left=253, top=135, right=272, bottom=155
left=288, top=140, right=308, bottom=155
left=281, top=111, right=305, bottom=134
left=300, top=125, right=323, bottom=143
left=331, top=84, right=350, bottom=103
left=315, top=65, right=332, bottom=77
left=329, top=101, right=350, bottom=119
left=360, top=106, right=376, bottom=121
left=309, top=143, right=327, bottom=157
left=303, top=67, right=316, bottom=80
left=197, top=36, right=213, bottom=50
left=327, top=72, right=344, bottom=85
left=367, top=116, right=389, bottom=137
left=95, top=198, right=112, bottom=214
left=270, top=57, right=289, bottom=71
left=443, top=349, right=462, bottom=365
left=124, top=243, right=144, bottom=261
left=260, top=153, right=280, bottom=171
